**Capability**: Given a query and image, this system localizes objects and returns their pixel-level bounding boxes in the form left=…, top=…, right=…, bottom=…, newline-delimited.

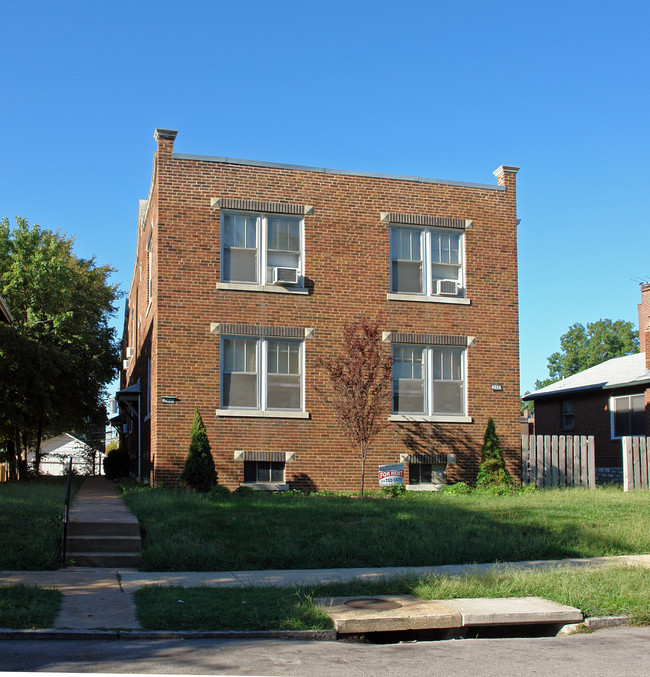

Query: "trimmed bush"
left=208, top=484, right=231, bottom=500
left=103, top=446, right=130, bottom=480
left=179, top=409, right=217, bottom=492
left=442, top=481, right=472, bottom=495
left=476, top=418, right=512, bottom=488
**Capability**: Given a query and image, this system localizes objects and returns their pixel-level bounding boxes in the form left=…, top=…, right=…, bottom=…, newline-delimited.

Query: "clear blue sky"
left=2, top=1, right=649, bottom=396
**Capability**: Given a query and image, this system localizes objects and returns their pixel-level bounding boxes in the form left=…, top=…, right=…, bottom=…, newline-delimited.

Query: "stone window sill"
left=389, top=414, right=472, bottom=424
left=217, top=282, right=309, bottom=295
left=387, top=293, right=471, bottom=305
left=241, top=483, right=289, bottom=491
left=216, top=409, right=310, bottom=419
left=406, top=484, right=446, bottom=492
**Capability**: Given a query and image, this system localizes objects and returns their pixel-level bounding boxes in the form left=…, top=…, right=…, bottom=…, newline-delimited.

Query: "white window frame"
left=390, top=224, right=465, bottom=300
left=610, top=393, right=645, bottom=439
left=217, top=336, right=308, bottom=418
left=219, top=211, right=305, bottom=291
left=389, top=345, right=471, bottom=423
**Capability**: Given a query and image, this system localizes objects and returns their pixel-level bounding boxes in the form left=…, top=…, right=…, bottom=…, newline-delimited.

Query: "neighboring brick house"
left=523, top=284, right=650, bottom=484
left=115, top=129, right=521, bottom=491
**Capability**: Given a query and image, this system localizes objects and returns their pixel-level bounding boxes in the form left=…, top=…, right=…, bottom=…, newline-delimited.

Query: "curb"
left=0, top=617, right=632, bottom=642
left=0, top=628, right=337, bottom=642
left=557, top=616, right=631, bottom=636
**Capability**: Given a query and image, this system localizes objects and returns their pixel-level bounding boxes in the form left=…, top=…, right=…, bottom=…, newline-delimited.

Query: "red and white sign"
left=379, top=463, right=404, bottom=486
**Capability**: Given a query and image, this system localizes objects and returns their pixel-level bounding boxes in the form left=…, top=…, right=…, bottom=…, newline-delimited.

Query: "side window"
left=221, top=212, right=302, bottom=287
left=391, top=228, right=423, bottom=293
left=221, top=337, right=303, bottom=411
left=392, top=346, right=425, bottom=413
left=266, top=218, right=301, bottom=284
left=222, top=338, right=258, bottom=408
left=392, top=345, right=466, bottom=416
left=390, top=226, right=463, bottom=297
left=222, top=214, right=258, bottom=283
left=561, top=400, right=575, bottom=430
left=611, top=394, right=645, bottom=438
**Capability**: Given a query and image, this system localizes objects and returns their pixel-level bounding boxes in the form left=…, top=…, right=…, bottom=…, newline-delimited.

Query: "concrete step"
left=67, top=520, right=141, bottom=537
left=66, top=535, right=142, bottom=553
left=65, top=552, right=142, bottom=567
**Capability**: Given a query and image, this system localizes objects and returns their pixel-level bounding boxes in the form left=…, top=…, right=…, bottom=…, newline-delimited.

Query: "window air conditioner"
left=126, top=346, right=134, bottom=358
left=272, top=267, right=300, bottom=285
left=437, top=279, right=459, bottom=296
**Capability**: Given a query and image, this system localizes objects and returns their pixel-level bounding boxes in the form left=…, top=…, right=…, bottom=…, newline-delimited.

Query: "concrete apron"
left=318, top=595, right=584, bottom=635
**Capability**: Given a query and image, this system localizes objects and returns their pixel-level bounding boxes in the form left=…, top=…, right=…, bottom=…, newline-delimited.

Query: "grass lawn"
left=121, top=485, right=650, bottom=572
left=134, top=565, right=650, bottom=631
left=0, top=476, right=82, bottom=570
left=0, top=585, right=62, bottom=628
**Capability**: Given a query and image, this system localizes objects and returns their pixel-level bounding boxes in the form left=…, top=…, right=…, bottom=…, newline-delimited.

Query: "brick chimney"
left=154, top=128, right=178, bottom=160
left=638, top=283, right=650, bottom=357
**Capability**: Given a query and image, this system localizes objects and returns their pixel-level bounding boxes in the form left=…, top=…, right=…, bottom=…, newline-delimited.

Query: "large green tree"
left=534, top=319, right=638, bottom=391
left=0, top=216, right=120, bottom=478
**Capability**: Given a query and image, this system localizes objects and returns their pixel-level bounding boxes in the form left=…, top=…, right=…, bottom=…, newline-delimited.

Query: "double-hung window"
left=392, top=345, right=466, bottom=417
left=391, top=226, right=463, bottom=297
left=561, top=400, right=575, bottom=430
left=610, top=394, right=645, bottom=438
left=221, top=212, right=302, bottom=287
left=221, top=337, right=303, bottom=412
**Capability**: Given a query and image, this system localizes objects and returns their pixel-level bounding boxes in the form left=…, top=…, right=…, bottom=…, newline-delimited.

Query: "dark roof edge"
left=524, top=376, right=650, bottom=400
left=522, top=384, right=604, bottom=401
left=171, top=153, right=506, bottom=191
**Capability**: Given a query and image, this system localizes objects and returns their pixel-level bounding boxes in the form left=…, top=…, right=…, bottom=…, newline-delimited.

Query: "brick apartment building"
left=114, top=129, right=520, bottom=491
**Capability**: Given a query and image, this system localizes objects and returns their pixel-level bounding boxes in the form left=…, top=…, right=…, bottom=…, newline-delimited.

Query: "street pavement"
left=1, top=626, right=649, bottom=676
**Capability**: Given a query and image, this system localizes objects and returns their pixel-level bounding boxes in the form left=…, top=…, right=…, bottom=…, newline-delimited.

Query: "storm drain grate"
left=343, top=598, right=403, bottom=611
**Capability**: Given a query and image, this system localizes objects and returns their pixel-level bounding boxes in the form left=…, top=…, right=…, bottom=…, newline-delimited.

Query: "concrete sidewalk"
left=2, top=554, right=649, bottom=633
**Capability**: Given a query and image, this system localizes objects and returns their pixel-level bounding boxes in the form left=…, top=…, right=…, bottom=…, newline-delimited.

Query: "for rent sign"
left=378, top=463, right=404, bottom=486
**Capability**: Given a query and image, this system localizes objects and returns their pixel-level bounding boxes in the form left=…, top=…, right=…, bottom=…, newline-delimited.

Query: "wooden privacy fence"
left=622, top=437, right=650, bottom=491
left=521, top=435, right=595, bottom=488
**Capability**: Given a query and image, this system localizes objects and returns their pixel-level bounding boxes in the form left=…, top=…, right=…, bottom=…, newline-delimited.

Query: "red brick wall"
left=123, top=131, right=521, bottom=490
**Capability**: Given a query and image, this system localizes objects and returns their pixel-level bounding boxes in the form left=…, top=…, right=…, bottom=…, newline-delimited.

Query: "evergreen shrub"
left=476, top=418, right=513, bottom=488
left=179, top=409, right=217, bottom=492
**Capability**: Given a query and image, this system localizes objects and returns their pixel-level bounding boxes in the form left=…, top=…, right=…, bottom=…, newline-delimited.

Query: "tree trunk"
left=359, top=441, right=368, bottom=497
left=6, top=437, right=17, bottom=481
left=33, top=417, right=43, bottom=475
left=16, top=430, right=27, bottom=480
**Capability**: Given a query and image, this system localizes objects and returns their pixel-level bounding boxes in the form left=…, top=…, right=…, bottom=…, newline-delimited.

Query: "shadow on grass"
left=122, top=484, right=650, bottom=572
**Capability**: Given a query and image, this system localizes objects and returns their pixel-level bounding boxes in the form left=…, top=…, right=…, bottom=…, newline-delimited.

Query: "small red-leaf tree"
left=318, top=316, right=393, bottom=497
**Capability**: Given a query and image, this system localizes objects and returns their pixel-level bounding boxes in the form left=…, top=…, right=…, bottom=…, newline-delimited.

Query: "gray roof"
left=524, top=352, right=649, bottom=400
